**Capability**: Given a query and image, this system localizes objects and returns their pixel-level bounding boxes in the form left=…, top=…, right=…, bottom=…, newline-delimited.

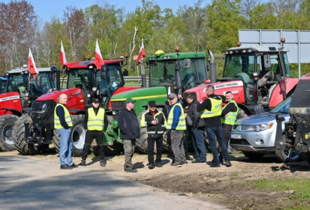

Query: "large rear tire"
left=53, top=114, right=86, bottom=157
left=12, top=114, right=39, bottom=155
left=275, top=134, right=300, bottom=162
left=0, top=115, right=19, bottom=151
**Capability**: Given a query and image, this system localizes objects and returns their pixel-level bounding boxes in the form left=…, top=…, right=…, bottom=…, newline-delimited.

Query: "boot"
left=100, top=160, right=106, bottom=167
left=185, top=153, right=194, bottom=161
left=226, top=160, right=232, bottom=167
left=79, top=159, right=86, bottom=166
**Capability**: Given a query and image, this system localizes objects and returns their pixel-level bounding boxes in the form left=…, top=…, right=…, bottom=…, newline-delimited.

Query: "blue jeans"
left=57, top=128, right=73, bottom=166
left=205, top=125, right=230, bottom=165
left=191, top=127, right=206, bottom=162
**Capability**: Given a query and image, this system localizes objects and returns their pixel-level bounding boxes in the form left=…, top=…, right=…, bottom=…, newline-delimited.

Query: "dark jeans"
left=123, top=139, right=136, bottom=169
left=205, top=125, right=230, bottom=165
left=147, top=135, right=163, bottom=164
left=222, top=124, right=233, bottom=148
left=82, top=131, right=105, bottom=161
left=170, top=130, right=186, bottom=163
left=191, top=127, right=206, bottom=162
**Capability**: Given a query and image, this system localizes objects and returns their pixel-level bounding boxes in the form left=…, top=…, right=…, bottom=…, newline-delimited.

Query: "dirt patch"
left=2, top=150, right=310, bottom=210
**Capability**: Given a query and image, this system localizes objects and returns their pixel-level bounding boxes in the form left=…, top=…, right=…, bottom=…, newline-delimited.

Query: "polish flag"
left=136, top=39, right=146, bottom=65
left=95, top=39, right=104, bottom=69
left=28, top=48, right=38, bottom=78
left=60, top=41, right=67, bottom=65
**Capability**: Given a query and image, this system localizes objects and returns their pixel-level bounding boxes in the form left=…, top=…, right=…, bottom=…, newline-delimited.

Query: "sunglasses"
left=168, top=98, right=175, bottom=100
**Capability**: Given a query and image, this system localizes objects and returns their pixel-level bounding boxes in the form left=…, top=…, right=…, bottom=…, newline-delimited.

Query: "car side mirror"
left=264, top=54, right=271, bottom=69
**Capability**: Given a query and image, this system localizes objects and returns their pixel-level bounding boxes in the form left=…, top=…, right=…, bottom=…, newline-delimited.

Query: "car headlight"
left=245, top=123, right=274, bottom=132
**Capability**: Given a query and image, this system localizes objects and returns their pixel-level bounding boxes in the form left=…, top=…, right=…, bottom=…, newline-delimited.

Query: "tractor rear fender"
left=0, top=108, right=22, bottom=117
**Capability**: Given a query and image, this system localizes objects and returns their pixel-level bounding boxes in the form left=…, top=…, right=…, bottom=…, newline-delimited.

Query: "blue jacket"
left=167, top=101, right=181, bottom=130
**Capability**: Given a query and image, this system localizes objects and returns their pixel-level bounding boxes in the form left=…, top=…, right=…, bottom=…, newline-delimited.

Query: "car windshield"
left=270, top=97, right=291, bottom=114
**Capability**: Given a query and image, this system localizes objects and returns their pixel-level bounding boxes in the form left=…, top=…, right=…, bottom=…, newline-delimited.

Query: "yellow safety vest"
left=221, top=100, right=239, bottom=125
left=87, top=107, right=105, bottom=131
left=166, top=103, right=186, bottom=130
left=54, top=104, right=72, bottom=129
left=201, top=97, right=222, bottom=118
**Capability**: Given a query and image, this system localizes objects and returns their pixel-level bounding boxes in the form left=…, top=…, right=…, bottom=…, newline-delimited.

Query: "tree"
left=0, top=0, right=37, bottom=70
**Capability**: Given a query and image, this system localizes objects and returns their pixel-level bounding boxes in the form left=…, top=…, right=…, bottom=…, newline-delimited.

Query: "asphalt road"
left=0, top=155, right=227, bottom=210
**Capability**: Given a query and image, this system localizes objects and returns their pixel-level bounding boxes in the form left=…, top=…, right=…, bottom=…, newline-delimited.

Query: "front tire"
left=0, top=115, right=19, bottom=151
left=275, top=134, right=300, bottom=162
left=12, top=114, right=38, bottom=155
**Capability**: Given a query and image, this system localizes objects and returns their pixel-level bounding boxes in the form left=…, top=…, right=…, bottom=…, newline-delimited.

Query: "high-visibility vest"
left=140, top=109, right=167, bottom=135
left=54, top=104, right=72, bottom=129
left=201, top=97, right=222, bottom=118
left=221, top=100, right=239, bottom=125
left=166, top=103, right=186, bottom=130
left=87, top=107, right=105, bottom=131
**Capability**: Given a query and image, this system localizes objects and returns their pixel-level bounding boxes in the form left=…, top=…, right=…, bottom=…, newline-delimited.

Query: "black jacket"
left=141, top=109, right=166, bottom=138
left=117, top=107, right=140, bottom=139
left=187, top=99, right=205, bottom=129
left=197, top=94, right=225, bottom=127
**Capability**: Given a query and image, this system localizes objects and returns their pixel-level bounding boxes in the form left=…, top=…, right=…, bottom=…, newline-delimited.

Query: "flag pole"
left=140, top=39, right=147, bottom=88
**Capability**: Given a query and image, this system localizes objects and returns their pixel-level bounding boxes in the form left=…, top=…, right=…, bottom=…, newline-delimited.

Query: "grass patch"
left=253, top=178, right=310, bottom=209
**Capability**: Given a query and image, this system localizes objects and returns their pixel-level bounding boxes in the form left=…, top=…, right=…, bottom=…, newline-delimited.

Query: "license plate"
left=231, top=134, right=242, bottom=139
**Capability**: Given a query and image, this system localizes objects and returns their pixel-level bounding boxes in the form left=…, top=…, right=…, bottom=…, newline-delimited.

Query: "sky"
left=2, top=0, right=213, bottom=24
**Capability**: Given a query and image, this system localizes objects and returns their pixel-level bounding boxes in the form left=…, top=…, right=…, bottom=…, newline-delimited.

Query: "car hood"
left=236, top=112, right=290, bottom=125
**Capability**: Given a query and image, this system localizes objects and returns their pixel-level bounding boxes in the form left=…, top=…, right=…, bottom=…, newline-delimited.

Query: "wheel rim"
left=284, top=149, right=300, bottom=161
left=2, top=123, right=14, bottom=146
left=71, top=124, right=86, bottom=150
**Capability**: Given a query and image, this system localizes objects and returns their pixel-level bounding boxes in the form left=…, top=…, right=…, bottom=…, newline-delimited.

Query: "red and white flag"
left=60, top=41, right=67, bottom=65
left=28, top=48, right=38, bottom=78
left=136, top=39, right=146, bottom=65
left=95, top=39, right=104, bottom=69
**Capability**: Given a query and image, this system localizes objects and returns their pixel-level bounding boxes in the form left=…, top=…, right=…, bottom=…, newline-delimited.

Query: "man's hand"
left=151, top=120, right=157, bottom=125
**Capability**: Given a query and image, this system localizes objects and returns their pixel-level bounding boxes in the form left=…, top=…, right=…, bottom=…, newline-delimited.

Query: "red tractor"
left=0, top=67, right=59, bottom=151
left=13, top=58, right=138, bottom=156
left=184, top=39, right=299, bottom=117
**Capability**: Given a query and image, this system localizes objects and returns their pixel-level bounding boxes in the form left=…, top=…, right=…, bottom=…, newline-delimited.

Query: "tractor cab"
left=64, top=59, right=128, bottom=109
left=220, top=45, right=291, bottom=107
left=147, top=50, right=208, bottom=94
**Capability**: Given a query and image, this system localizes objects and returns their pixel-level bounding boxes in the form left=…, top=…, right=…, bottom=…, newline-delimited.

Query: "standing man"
left=117, top=97, right=140, bottom=173
left=185, top=93, right=206, bottom=163
left=140, top=101, right=166, bottom=169
left=197, top=85, right=231, bottom=167
left=166, top=93, right=186, bottom=167
left=80, top=98, right=108, bottom=167
left=54, top=93, right=77, bottom=169
left=221, top=91, right=239, bottom=162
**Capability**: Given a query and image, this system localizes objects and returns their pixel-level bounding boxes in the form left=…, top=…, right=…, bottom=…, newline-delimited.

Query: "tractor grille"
left=111, top=101, right=125, bottom=111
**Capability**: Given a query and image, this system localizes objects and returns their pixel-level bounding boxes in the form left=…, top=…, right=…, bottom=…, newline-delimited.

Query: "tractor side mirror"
left=184, top=59, right=191, bottom=69
left=206, top=61, right=210, bottom=71
left=101, top=65, right=107, bottom=79
left=264, top=54, right=271, bottom=69
left=35, top=74, right=42, bottom=87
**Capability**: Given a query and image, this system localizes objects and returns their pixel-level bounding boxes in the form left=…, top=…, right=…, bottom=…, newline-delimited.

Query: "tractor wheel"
left=53, top=114, right=86, bottom=157
left=0, top=115, right=19, bottom=151
left=242, top=151, right=265, bottom=159
left=12, top=114, right=38, bottom=155
left=275, top=135, right=300, bottom=162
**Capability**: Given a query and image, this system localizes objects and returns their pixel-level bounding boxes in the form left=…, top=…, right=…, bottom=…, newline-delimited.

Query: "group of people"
left=54, top=84, right=239, bottom=173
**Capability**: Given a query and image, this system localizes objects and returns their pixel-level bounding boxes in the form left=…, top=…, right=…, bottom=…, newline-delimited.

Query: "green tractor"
left=105, top=48, right=209, bottom=152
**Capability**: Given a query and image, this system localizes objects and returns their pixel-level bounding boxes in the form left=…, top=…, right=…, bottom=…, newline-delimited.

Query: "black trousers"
left=82, top=130, right=105, bottom=161
left=222, top=124, right=233, bottom=147
left=147, top=135, right=163, bottom=164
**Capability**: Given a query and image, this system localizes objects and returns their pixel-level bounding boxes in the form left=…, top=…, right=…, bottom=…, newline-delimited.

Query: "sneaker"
left=60, top=164, right=73, bottom=170
left=125, top=168, right=138, bottom=173
left=181, top=161, right=188, bottom=166
left=171, top=162, right=182, bottom=167
left=148, top=164, right=155, bottom=169
left=69, top=163, right=78, bottom=168
left=155, top=162, right=163, bottom=167
left=226, top=160, right=232, bottom=167
left=185, top=154, right=194, bottom=161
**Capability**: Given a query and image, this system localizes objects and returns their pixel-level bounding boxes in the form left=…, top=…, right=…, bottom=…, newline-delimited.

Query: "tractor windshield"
left=29, top=72, right=54, bottom=97
left=67, top=69, right=96, bottom=91
left=96, top=63, right=124, bottom=106
left=149, top=58, right=207, bottom=90
left=7, top=73, right=28, bottom=94
left=224, top=54, right=256, bottom=78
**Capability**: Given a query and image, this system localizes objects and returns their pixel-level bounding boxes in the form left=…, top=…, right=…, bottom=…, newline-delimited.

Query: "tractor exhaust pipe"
left=208, top=49, right=216, bottom=83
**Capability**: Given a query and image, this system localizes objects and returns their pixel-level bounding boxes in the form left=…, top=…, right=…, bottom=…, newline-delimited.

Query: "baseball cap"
left=148, top=100, right=156, bottom=107
left=125, top=97, right=136, bottom=104
left=93, top=98, right=100, bottom=103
